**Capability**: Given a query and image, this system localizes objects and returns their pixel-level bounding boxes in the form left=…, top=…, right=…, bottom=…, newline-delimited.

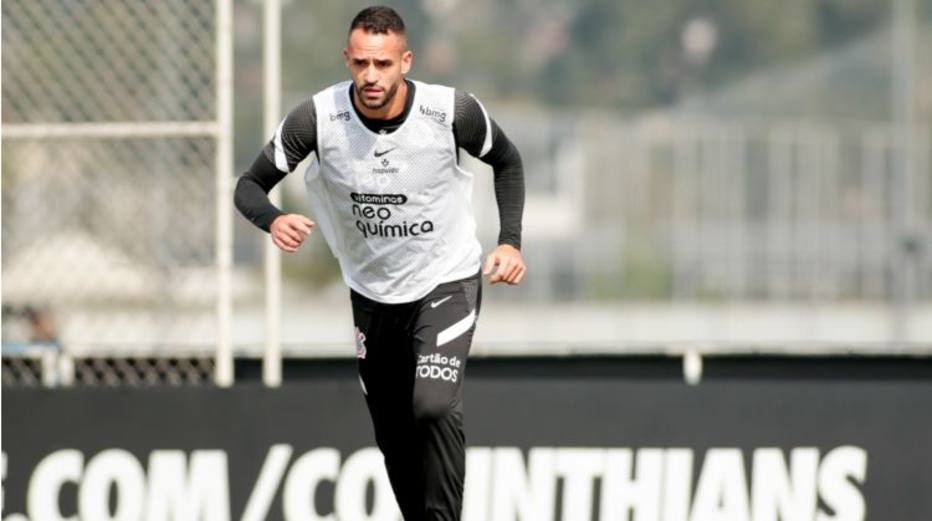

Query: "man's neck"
left=353, top=79, right=409, bottom=120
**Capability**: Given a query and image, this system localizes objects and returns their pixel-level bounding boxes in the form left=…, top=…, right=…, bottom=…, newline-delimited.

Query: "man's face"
left=343, top=28, right=412, bottom=111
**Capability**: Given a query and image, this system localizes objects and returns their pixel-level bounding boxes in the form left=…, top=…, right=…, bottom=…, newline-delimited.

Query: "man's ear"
left=401, top=50, right=413, bottom=75
left=342, top=48, right=350, bottom=68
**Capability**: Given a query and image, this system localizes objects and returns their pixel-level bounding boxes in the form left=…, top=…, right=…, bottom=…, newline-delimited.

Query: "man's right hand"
left=270, top=214, right=315, bottom=252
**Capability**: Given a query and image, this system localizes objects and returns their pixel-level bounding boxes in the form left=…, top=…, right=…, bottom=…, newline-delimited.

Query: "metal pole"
left=892, top=0, right=916, bottom=346
left=215, top=0, right=235, bottom=387
left=263, top=0, right=283, bottom=387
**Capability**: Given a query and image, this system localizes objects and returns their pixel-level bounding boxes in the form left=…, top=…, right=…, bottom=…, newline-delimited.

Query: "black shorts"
left=350, top=270, right=481, bottom=411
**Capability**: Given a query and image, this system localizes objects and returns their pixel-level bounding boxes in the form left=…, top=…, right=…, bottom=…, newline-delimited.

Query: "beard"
left=356, top=80, right=401, bottom=111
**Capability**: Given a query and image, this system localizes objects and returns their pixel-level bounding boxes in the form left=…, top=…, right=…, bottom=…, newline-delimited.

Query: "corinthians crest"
left=355, top=327, right=367, bottom=359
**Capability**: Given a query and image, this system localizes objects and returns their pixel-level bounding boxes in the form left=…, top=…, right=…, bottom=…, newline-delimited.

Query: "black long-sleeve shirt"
left=234, top=80, right=524, bottom=249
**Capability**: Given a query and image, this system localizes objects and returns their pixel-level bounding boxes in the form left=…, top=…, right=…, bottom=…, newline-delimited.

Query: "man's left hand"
left=483, top=244, right=526, bottom=285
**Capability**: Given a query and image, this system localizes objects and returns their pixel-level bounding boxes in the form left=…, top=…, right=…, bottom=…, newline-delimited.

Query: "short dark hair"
left=349, top=6, right=406, bottom=35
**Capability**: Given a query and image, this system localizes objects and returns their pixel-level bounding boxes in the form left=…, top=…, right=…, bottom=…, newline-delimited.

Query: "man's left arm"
left=453, top=91, right=526, bottom=285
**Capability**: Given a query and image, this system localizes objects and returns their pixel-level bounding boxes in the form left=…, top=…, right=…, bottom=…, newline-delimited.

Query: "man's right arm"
left=233, top=98, right=318, bottom=232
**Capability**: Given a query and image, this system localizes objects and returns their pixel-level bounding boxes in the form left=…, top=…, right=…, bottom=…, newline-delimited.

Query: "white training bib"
left=304, top=80, right=481, bottom=303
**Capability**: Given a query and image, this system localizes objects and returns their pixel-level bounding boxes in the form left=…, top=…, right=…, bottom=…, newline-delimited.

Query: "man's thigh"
left=411, top=275, right=481, bottom=414
left=351, top=292, right=417, bottom=408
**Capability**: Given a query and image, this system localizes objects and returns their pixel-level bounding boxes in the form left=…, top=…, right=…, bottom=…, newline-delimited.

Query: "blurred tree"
left=241, top=0, right=921, bottom=115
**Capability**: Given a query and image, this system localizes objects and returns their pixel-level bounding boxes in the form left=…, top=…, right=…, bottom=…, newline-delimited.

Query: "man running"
left=234, top=6, right=525, bottom=520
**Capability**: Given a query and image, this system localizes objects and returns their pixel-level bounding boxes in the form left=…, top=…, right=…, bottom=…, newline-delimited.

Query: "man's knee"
left=412, top=386, right=454, bottom=421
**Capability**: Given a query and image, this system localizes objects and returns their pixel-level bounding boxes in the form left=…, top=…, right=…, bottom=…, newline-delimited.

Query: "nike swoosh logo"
left=430, top=296, right=453, bottom=308
left=374, top=147, right=396, bottom=157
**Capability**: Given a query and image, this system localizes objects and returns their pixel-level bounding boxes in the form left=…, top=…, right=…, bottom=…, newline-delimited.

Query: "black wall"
left=3, top=355, right=931, bottom=521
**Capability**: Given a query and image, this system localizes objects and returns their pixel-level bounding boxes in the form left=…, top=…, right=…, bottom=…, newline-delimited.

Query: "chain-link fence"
left=2, top=0, right=233, bottom=362
left=1, top=354, right=214, bottom=387
left=2, top=2, right=216, bottom=124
